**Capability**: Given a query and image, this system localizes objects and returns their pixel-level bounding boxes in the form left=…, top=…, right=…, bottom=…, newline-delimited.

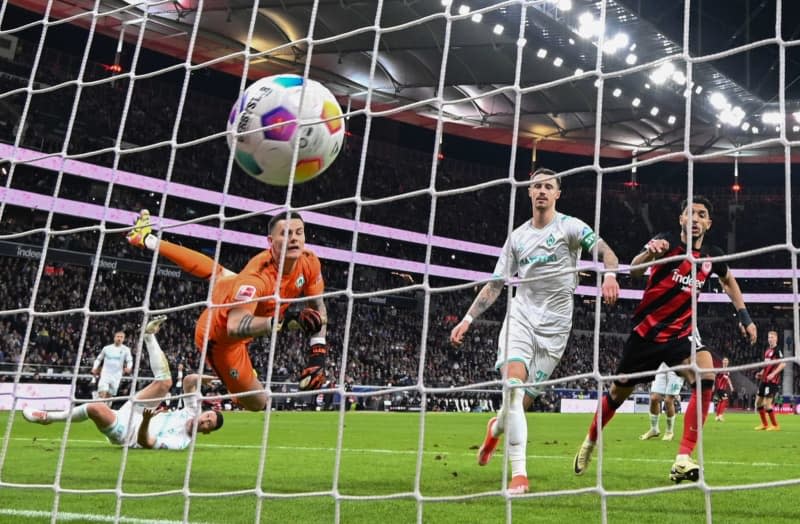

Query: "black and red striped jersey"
left=762, top=347, right=784, bottom=384
left=632, top=232, right=729, bottom=343
left=714, top=372, right=733, bottom=393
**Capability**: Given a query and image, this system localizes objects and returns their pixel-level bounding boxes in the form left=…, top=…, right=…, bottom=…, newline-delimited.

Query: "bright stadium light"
left=441, top=0, right=452, bottom=6
left=612, top=87, right=622, bottom=97
left=578, top=12, right=601, bottom=39
left=719, top=106, right=745, bottom=127
left=471, top=12, right=482, bottom=22
left=695, top=85, right=703, bottom=94
left=574, top=67, right=584, bottom=75
left=650, top=62, right=675, bottom=85
left=761, top=112, right=783, bottom=125
left=537, top=48, right=548, bottom=58
left=568, top=38, right=576, bottom=45
left=708, top=92, right=728, bottom=110
left=493, top=24, right=504, bottom=35
left=553, top=57, right=564, bottom=67
left=672, top=71, right=687, bottom=85
left=632, top=97, right=641, bottom=107
left=793, top=125, right=800, bottom=132
left=668, top=115, right=676, bottom=125
left=741, top=122, right=751, bottom=131
left=752, top=126, right=759, bottom=134
left=625, top=53, right=637, bottom=65
left=792, top=111, right=800, bottom=122
left=556, top=0, right=573, bottom=10
left=458, top=5, right=470, bottom=15
left=650, top=106, right=659, bottom=116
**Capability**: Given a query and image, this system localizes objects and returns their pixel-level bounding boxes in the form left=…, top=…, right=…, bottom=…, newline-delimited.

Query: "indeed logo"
left=672, top=270, right=705, bottom=291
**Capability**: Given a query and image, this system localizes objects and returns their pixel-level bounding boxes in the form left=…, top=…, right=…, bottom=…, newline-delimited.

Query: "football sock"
left=46, top=403, right=89, bottom=422
left=492, top=377, right=522, bottom=437
left=144, top=333, right=171, bottom=380
left=649, top=413, right=660, bottom=432
left=666, top=415, right=675, bottom=433
left=767, top=409, right=778, bottom=426
left=155, top=239, right=222, bottom=280
left=504, top=380, right=527, bottom=479
left=717, top=398, right=728, bottom=416
left=678, top=380, right=714, bottom=455
left=758, top=407, right=768, bottom=426
left=589, top=392, right=623, bottom=442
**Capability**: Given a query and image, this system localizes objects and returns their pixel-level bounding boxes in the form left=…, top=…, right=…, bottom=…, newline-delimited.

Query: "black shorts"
left=758, top=382, right=778, bottom=398
left=714, top=391, right=729, bottom=402
left=614, top=332, right=706, bottom=387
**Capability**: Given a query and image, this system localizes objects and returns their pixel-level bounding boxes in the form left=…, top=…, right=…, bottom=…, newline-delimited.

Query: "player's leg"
left=662, top=372, right=684, bottom=441
left=764, top=394, right=779, bottom=430
left=671, top=348, right=714, bottom=483
left=641, top=372, right=665, bottom=440
left=205, top=341, right=267, bottom=411
left=755, top=389, right=768, bottom=429
left=133, top=316, right=173, bottom=402
left=126, top=209, right=232, bottom=279
left=575, top=333, right=649, bottom=475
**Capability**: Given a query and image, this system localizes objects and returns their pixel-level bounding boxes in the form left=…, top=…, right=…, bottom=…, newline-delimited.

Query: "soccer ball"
left=227, top=74, right=345, bottom=186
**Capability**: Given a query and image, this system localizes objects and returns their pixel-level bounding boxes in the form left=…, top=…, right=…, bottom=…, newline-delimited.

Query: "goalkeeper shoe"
left=477, top=417, right=500, bottom=466
left=22, top=408, right=51, bottom=425
left=573, top=438, right=595, bottom=475
left=508, top=475, right=529, bottom=495
left=145, top=315, right=167, bottom=335
left=639, top=429, right=660, bottom=440
left=669, top=455, right=700, bottom=484
left=126, top=209, right=152, bottom=248
left=661, top=431, right=674, bottom=441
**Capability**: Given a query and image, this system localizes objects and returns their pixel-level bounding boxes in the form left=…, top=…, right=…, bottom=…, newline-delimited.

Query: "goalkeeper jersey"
left=493, top=213, right=597, bottom=334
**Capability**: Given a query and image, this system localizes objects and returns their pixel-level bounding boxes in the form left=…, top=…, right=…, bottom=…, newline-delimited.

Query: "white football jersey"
left=142, top=395, right=201, bottom=450
left=493, top=213, right=597, bottom=334
left=94, top=344, right=133, bottom=380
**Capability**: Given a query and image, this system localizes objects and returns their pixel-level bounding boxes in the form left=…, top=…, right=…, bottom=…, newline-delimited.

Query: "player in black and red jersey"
left=714, top=357, right=734, bottom=422
left=754, top=330, right=785, bottom=431
left=572, top=196, right=757, bottom=484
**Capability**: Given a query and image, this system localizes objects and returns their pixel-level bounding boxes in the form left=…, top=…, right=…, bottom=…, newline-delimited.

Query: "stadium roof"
left=10, top=0, right=800, bottom=160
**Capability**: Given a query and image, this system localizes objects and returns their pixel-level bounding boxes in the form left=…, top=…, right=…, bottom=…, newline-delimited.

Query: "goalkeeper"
left=23, top=316, right=224, bottom=449
left=126, top=210, right=329, bottom=412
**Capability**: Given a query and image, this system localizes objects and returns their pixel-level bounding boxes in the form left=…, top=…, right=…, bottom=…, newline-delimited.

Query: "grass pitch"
left=0, top=410, right=797, bottom=523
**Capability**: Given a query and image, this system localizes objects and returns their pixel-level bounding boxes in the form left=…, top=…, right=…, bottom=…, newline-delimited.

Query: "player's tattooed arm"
left=466, top=279, right=504, bottom=320
left=227, top=308, right=273, bottom=339
left=307, top=296, right=328, bottom=338
left=597, top=239, right=619, bottom=271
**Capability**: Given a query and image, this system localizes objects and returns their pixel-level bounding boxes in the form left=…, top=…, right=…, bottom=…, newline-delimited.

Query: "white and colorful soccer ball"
left=226, top=74, right=345, bottom=186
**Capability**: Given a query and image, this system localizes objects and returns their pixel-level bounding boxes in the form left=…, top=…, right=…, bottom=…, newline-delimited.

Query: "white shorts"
left=495, top=317, right=568, bottom=397
left=97, top=376, right=121, bottom=396
left=102, top=397, right=160, bottom=447
left=650, top=363, right=684, bottom=396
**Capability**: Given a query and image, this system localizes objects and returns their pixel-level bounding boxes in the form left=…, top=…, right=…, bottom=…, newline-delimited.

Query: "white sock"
left=46, top=404, right=88, bottom=422
left=144, top=333, right=171, bottom=380
left=666, top=415, right=675, bottom=432
left=144, top=235, right=158, bottom=250
left=650, top=413, right=660, bottom=432
left=505, top=380, right=527, bottom=478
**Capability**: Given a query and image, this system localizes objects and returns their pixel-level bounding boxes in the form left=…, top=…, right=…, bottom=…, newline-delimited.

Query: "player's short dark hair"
left=268, top=211, right=304, bottom=234
left=211, top=410, right=224, bottom=431
left=680, top=195, right=714, bottom=217
left=529, top=167, right=561, bottom=188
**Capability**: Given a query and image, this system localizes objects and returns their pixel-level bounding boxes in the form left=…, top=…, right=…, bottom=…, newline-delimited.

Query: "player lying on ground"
left=450, top=167, right=620, bottom=495
left=573, top=196, right=757, bottom=484
left=126, top=209, right=328, bottom=412
left=23, top=316, right=224, bottom=450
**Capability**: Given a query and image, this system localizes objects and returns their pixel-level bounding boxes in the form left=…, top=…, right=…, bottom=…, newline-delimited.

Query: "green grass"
left=0, top=410, right=798, bottom=523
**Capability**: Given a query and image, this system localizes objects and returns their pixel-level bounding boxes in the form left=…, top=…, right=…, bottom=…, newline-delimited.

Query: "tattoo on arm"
left=466, top=280, right=503, bottom=320
left=310, top=296, right=328, bottom=337
left=597, top=239, right=619, bottom=271
left=233, top=314, right=254, bottom=337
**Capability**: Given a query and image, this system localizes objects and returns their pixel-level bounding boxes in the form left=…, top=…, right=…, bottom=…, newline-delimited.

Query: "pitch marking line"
left=0, top=508, right=209, bottom=524
left=9, top=437, right=794, bottom=468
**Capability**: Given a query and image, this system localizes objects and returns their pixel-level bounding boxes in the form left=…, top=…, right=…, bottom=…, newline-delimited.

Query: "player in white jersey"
left=449, top=168, right=620, bottom=494
left=639, top=362, right=685, bottom=441
left=91, top=330, right=133, bottom=400
left=23, top=316, right=223, bottom=450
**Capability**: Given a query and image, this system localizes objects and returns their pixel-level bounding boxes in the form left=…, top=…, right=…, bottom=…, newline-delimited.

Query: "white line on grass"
left=10, top=437, right=794, bottom=468
left=0, top=508, right=209, bottom=524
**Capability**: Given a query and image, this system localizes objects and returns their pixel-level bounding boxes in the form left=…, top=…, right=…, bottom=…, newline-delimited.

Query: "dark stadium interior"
left=1, top=1, right=798, bottom=414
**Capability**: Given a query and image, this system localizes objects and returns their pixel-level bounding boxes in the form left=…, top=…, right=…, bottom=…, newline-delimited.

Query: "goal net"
left=1, top=0, right=798, bottom=522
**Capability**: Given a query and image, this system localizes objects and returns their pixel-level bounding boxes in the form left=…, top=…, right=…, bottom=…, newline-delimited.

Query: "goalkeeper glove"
left=283, top=308, right=323, bottom=335
left=299, top=343, right=327, bottom=391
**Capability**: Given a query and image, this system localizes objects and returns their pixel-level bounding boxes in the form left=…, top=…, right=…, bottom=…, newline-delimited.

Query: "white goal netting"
left=1, top=0, right=799, bottom=523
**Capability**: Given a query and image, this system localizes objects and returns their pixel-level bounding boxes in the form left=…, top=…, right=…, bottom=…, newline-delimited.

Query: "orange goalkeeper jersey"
left=195, top=248, right=324, bottom=349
